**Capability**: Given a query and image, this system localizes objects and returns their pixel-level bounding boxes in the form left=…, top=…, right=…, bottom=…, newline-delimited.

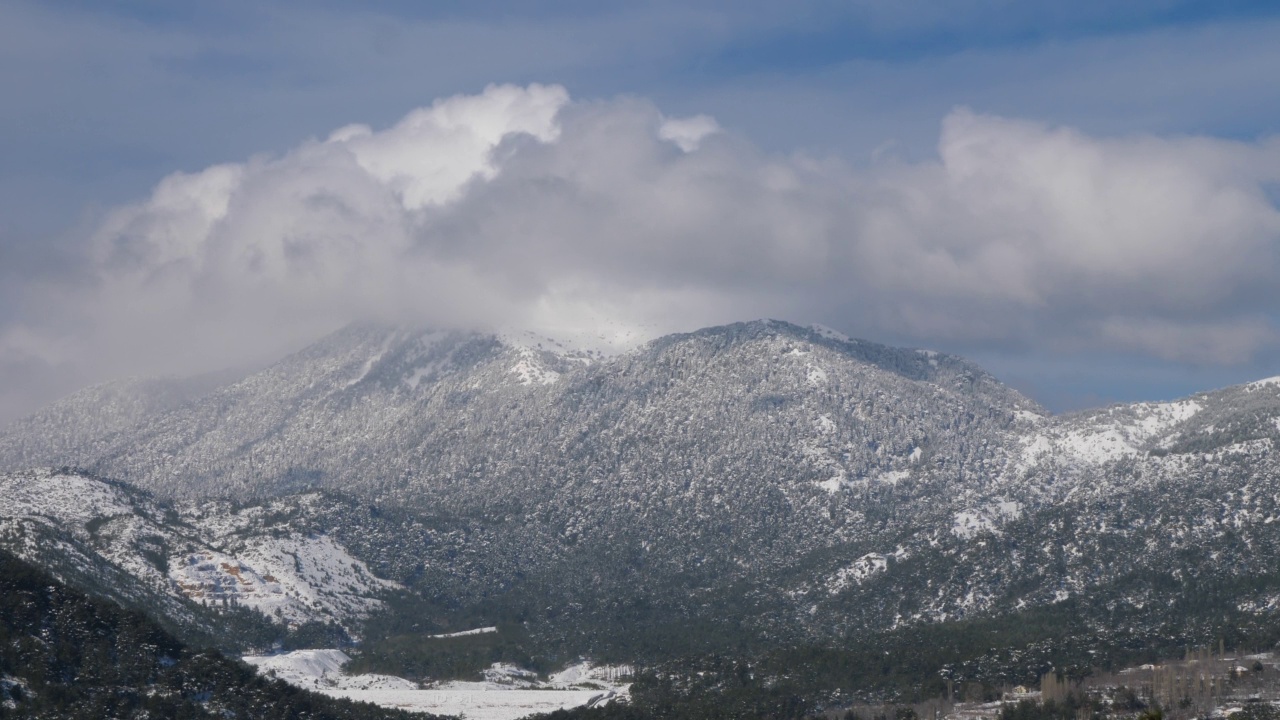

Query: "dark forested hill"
left=0, top=547, right=434, bottom=720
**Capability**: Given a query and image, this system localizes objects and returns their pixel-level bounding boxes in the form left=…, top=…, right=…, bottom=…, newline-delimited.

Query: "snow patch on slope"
left=510, top=348, right=561, bottom=386
left=345, top=331, right=399, bottom=388
left=547, top=661, right=635, bottom=689
left=169, top=533, right=397, bottom=627
left=800, top=436, right=849, bottom=494
left=1056, top=427, right=1136, bottom=464
left=0, top=470, right=134, bottom=525
left=1013, top=399, right=1203, bottom=472
left=243, top=649, right=418, bottom=691
left=0, top=470, right=175, bottom=588
left=430, top=626, right=498, bottom=639
left=0, top=471, right=397, bottom=632
left=809, top=324, right=850, bottom=343
left=401, top=330, right=453, bottom=390
left=499, top=324, right=645, bottom=359
left=1246, top=377, right=1280, bottom=391
left=952, top=501, right=1022, bottom=539
left=874, top=469, right=910, bottom=485
left=816, top=477, right=847, bottom=494
left=806, top=364, right=828, bottom=387
left=827, top=553, right=887, bottom=594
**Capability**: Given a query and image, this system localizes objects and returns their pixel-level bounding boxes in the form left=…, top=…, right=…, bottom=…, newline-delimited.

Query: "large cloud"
left=4, top=83, right=1280, bottom=415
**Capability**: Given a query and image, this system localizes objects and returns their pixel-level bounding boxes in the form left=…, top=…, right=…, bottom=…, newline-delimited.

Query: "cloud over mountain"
left=2, top=83, right=1279, bottom=420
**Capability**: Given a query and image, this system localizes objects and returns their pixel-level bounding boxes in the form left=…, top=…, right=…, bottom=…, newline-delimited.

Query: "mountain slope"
left=33, top=323, right=1049, bottom=638
left=4, top=320, right=1280, bottom=692
left=0, top=469, right=401, bottom=653
left=0, top=370, right=241, bottom=472
left=0, top=546, right=428, bottom=719
left=59, top=322, right=1038, bottom=551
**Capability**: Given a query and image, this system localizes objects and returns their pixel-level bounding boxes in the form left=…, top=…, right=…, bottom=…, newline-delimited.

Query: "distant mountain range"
left=3, top=319, right=1280, bottom=699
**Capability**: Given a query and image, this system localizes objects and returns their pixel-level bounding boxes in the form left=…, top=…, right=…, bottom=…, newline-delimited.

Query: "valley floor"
left=311, top=688, right=619, bottom=720
left=243, top=648, right=630, bottom=720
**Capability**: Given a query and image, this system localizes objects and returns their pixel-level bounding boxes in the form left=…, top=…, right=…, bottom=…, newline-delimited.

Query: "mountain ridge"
left=3, top=319, right=1280, bottom=700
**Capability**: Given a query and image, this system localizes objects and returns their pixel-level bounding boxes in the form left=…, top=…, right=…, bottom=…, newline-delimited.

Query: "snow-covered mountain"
left=6, top=321, right=1038, bottom=555
left=0, top=370, right=240, bottom=472
left=0, top=468, right=398, bottom=649
left=3, top=320, right=1280, bottom=681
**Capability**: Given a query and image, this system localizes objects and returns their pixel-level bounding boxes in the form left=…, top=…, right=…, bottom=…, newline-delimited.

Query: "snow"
left=800, top=437, right=850, bottom=493
left=330, top=688, right=621, bottom=719
left=994, top=500, right=1021, bottom=517
left=1246, top=376, right=1280, bottom=390
left=1013, top=399, right=1203, bottom=473
left=952, top=501, right=1021, bottom=539
left=498, top=324, right=647, bottom=359
left=875, top=469, right=910, bottom=485
left=817, top=477, right=845, bottom=494
left=806, top=364, right=828, bottom=387
left=430, top=626, right=498, bottom=639
left=0, top=470, right=178, bottom=587
left=1, top=675, right=30, bottom=710
left=547, top=661, right=635, bottom=688
left=168, top=533, right=397, bottom=628
left=1057, top=427, right=1138, bottom=464
left=244, top=649, right=352, bottom=679
left=244, top=652, right=630, bottom=720
left=237, top=533, right=398, bottom=618
left=807, top=433, right=909, bottom=492
left=244, top=649, right=421, bottom=693
left=1006, top=435, right=1051, bottom=479
left=346, top=331, right=399, bottom=388
left=480, top=663, right=540, bottom=686
left=1134, top=399, right=1201, bottom=437
left=808, top=324, right=850, bottom=343
left=404, top=366, right=432, bottom=389
left=509, top=349, right=561, bottom=386
left=1010, top=398, right=1206, bottom=478
left=0, top=470, right=135, bottom=526
left=422, top=660, right=632, bottom=718
left=498, top=327, right=661, bottom=384
left=401, top=331, right=453, bottom=389
left=827, top=553, right=888, bottom=594
left=952, top=510, right=994, bottom=539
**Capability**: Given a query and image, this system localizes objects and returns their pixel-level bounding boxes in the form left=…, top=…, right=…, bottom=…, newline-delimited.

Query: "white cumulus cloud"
left=4, top=83, right=1280, bottom=419
left=659, top=114, right=721, bottom=152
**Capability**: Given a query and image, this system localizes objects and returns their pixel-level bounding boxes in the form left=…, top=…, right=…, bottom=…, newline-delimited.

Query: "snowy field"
left=320, top=687, right=617, bottom=719
left=244, top=648, right=630, bottom=720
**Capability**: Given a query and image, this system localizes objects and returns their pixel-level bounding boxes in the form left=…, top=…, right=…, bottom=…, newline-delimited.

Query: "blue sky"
left=2, top=0, right=1280, bottom=419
